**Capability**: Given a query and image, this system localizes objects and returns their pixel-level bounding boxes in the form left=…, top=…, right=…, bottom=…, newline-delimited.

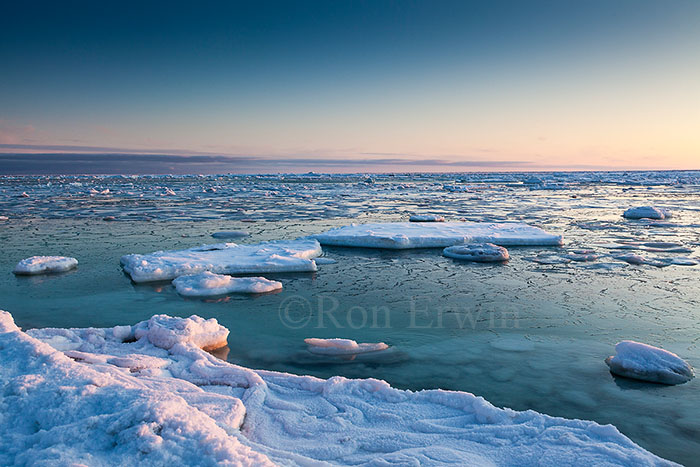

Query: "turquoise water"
left=1, top=172, right=699, bottom=464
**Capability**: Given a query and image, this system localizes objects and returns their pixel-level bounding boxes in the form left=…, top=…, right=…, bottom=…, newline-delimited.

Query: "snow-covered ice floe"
left=172, top=272, right=282, bottom=297
left=443, top=243, right=509, bottom=262
left=314, top=222, right=562, bottom=249
left=409, top=214, right=445, bottom=222
left=623, top=206, right=672, bottom=220
left=605, top=341, right=695, bottom=385
left=304, top=338, right=389, bottom=355
left=12, top=256, right=78, bottom=275
left=0, top=310, right=675, bottom=465
left=120, top=239, right=321, bottom=282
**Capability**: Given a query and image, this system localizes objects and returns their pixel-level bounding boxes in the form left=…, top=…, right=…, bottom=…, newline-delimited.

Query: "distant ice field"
left=0, top=171, right=699, bottom=464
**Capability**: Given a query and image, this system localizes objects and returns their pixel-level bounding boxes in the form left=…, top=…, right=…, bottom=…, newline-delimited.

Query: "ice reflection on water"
left=0, top=171, right=699, bottom=464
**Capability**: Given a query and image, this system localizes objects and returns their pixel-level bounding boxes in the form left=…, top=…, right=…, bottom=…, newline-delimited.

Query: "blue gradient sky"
left=1, top=1, right=699, bottom=173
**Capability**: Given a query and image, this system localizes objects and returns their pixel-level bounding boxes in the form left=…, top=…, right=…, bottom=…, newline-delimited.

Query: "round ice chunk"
left=304, top=338, right=389, bottom=355
left=443, top=243, right=509, bottom=262
left=13, top=256, right=78, bottom=275
left=409, top=214, right=445, bottom=222
left=605, top=340, right=695, bottom=385
left=623, top=206, right=671, bottom=220
left=173, top=272, right=282, bottom=296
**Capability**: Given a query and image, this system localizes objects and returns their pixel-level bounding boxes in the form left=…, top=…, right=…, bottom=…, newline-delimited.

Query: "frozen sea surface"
left=1, top=171, right=699, bottom=464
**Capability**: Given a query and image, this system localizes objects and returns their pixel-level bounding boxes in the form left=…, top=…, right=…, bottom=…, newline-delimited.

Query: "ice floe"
left=211, top=230, right=249, bottom=239
left=605, top=341, right=695, bottom=385
left=443, top=243, right=509, bottom=262
left=315, top=222, right=562, bottom=249
left=304, top=338, right=389, bottom=355
left=623, top=206, right=672, bottom=220
left=12, top=256, right=78, bottom=275
left=172, top=272, right=282, bottom=296
left=0, top=310, right=674, bottom=465
left=410, top=214, right=445, bottom=222
left=120, top=239, right=321, bottom=282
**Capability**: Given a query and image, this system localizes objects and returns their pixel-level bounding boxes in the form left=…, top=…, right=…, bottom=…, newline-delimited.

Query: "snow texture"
left=173, top=272, right=282, bottom=296
left=0, top=310, right=677, bottom=466
left=443, top=243, right=510, bottom=262
left=13, top=256, right=78, bottom=275
left=121, top=239, right=321, bottom=282
left=315, top=222, right=562, bottom=249
left=605, top=341, right=695, bottom=385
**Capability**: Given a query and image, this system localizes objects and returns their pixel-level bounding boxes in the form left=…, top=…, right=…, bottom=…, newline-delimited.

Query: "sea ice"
left=0, top=311, right=676, bottom=465
left=410, top=214, right=445, bottom=222
left=172, top=272, right=282, bottom=296
left=315, top=222, right=562, bottom=249
left=12, top=256, right=78, bottom=275
left=605, top=341, right=695, bottom=385
left=121, top=239, right=321, bottom=282
left=443, top=243, right=509, bottom=262
left=304, top=338, right=389, bottom=355
left=211, top=231, right=250, bottom=239
left=623, top=206, right=672, bottom=220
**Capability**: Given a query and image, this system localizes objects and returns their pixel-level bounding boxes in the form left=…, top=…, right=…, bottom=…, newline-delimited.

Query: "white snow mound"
left=605, top=340, right=695, bottom=385
left=13, top=256, right=78, bottom=275
left=121, top=239, right=321, bottom=282
left=304, top=338, right=389, bottom=355
left=315, top=222, right=562, bottom=249
left=623, top=206, right=672, bottom=220
left=173, top=272, right=282, bottom=296
left=443, top=243, right=509, bottom=262
left=0, top=310, right=677, bottom=465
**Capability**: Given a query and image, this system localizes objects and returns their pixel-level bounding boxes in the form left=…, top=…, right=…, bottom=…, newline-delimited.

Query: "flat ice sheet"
left=121, top=239, right=322, bottom=282
left=315, top=222, right=562, bottom=249
left=0, top=310, right=674, bottom=466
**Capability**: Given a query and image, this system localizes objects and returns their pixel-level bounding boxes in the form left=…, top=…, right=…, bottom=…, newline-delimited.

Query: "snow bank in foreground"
left=315, top=222, right=562, bottom=249
left=120, top=239, right=321, bottom=282
left=0, top=310, right=675, bottom=466
left=623, top=206, right=672, bottom=220
left=443, top=243, right=509, bottom=262
left=13, top=256, right=78, bottom=275
left=304, top=338, right=389, bottom=355
left=173, top=272, right=282, bottom=296
left=605, top=341, right=695, bottom=385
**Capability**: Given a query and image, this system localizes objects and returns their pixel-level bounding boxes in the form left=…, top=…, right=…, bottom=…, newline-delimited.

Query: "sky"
left=1, top=0, right=699, bottom=174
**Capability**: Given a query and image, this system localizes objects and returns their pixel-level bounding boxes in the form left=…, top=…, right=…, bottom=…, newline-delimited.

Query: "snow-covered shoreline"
left=0, top=310, right=675, bottom=466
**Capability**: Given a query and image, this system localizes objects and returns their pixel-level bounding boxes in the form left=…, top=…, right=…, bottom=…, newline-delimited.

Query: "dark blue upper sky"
left=1, top=1, right=698, bottom=173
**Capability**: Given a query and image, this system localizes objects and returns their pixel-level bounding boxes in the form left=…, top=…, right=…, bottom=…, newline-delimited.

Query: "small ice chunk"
left=211, top=231, right=249, bottom=239
left=623, top=206, right=672, bottom=220
left=173, top=272, right=282, bottom=296
left=133, top=314, right=229, bottom=351
left=409, top=214, right=445, bottom=222
left=13, top=256, right=78, bottom=275
left=0, top=216, right=8, bottom=221
left=605, top=341, right=695, bottom=385
left=443, top=243, right=509, bottom=262
left=565, top=250, right=598, bottom=262
left=315, top=222, right=562, bottom=249
left=304, top=338, right=389, bottom=355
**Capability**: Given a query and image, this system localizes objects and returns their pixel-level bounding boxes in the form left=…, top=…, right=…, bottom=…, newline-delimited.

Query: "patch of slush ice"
left=605, top=341, right=695, bottom=385
left=304, top=338, right=389, bottom=355
left=410, top=214, right=445, bottom=222
left=12, top=256, right=78, bottom=275
left=0, top=310, right=674, bottom=465
left=623, top=206, right=672, bottom=220
left=172, top=272, right=282, bottom=296
left=564, top=250, right=599, bottom=262
left=211, top=231, right=249, bottom=239
left=443, top=243, right=509, bottom=262
left=315, top=222, right=562, bottom=249
left=531, top=255, right=571, bottom=265
left=120, top=239, right=321, bottom=282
